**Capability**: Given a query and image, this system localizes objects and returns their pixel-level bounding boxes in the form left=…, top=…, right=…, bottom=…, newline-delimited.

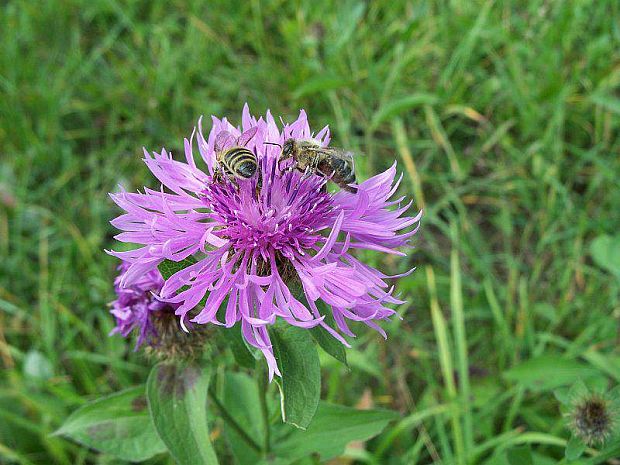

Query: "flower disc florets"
left=109, top=105, right=421, bottom=379
left=202, top=165, right=334, bottom=258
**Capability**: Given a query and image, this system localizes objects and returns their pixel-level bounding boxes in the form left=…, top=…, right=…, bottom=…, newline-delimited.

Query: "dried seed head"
left=144, top=309, right=210, bottom=362
left=569, top=393, right=618, bottom=445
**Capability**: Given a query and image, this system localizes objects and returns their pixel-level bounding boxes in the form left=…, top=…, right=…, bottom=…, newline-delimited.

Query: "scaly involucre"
left=109, top=105, right=421, bottom=379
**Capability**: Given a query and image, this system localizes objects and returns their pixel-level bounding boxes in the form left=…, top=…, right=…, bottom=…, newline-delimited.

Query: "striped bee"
left=214, top=127, right=259, bottom=182
left=279, top=138, right=357, bottom=193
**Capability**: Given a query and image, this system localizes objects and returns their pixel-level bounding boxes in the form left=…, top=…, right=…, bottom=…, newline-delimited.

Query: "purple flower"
left=109, top=105, right=421, bottom=379
left=110, top=262, right=169, bottom=349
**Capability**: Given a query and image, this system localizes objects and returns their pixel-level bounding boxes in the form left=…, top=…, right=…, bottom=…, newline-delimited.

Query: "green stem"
left=207, top=387, right=261, bottom=453
left=257, top=366, right=271, bottom=456
left=583, top=444, right=620, bottom=465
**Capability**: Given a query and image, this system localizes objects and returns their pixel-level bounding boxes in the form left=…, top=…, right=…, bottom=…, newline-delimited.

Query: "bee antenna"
left=264, top=142, right=282, bottom=148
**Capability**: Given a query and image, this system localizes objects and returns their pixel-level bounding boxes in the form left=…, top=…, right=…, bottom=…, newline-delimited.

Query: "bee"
left=214, top=127, right=259, bottom=182
left=279, top=138, right=357, bottom=193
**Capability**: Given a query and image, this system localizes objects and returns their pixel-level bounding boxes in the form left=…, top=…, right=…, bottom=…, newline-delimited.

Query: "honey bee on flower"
left=213, top=126, right=259, bottom=183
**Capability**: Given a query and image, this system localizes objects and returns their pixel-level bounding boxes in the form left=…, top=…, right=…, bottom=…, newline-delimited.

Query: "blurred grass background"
left=1, top=0, right=620, bottom=464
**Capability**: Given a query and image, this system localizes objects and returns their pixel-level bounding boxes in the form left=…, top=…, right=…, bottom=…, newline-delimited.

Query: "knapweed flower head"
left=111, top=262, right=208, bottom=360
left=109, top=105, right=421, bottom=379
left=110, top=262, right=167, bottom=350
left=566, top=383, right=620, bottom=446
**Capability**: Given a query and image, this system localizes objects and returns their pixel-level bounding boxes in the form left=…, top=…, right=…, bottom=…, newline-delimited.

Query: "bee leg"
left=278, top=159, right=293, bottom=173
left=213, top=166, right=233, bottom=186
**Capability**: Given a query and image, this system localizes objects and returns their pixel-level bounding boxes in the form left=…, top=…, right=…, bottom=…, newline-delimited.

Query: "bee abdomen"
left=223, top=147, right=257, bottom=179
left=330, top=158, right=355, bottom=183
left=330, top=158, right=346, bottom=171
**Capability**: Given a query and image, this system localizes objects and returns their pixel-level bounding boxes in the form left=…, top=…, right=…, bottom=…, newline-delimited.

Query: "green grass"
left=1, top=0, right=620, bottom=463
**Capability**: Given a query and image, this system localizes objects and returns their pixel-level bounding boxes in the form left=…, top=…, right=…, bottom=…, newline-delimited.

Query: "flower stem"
left=583, top=444, right=620, bottom=465
left=257, top=365, right=271, bottom=456
left=207, top=387, right=261, bottom=453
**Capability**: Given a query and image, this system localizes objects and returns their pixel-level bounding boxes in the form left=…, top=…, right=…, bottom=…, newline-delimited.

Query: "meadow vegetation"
left=1, top=1, right=619, bottom=463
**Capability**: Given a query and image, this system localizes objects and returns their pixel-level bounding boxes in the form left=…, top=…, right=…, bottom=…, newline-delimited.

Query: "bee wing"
left=300, top=142, right=355, bottom=158
left=321, top=148, right=357, bottom=178
left=324, top=147, right=356, bottom=164
left=328, top=148, right=355, bottom=161
left=214, top=131, right=236, bottom=152
left=237, top=126, right=259, bottom=147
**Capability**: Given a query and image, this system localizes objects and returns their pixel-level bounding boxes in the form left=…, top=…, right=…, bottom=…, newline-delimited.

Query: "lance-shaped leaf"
left=221, top=372, right=264, bottom=465
left=147, top=363, right=218, bottom=465
left=309, top=306, right=348, bottom=367
left=158, top=257, right=209, bottom=309
left=506, top=445, right=534, bottom=465
left=54, top=386, right=166, bottom=461
left=217, top=316, right=259, bottom=369
left=565, top=436, right=586, bottom=461
left=158, top=256, right=198, bottom=280
left=272, top=402, right=398, bottom=461
left=271, top=324, right=321, bottom=430
left=290, top=284, right=348, bottom=367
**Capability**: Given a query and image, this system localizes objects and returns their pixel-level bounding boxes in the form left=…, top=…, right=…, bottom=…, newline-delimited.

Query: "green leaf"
left=292, top=75, right=350, bottom=99
left=221, top=372, right=264, bottom=465
left=146, top=363, right=218, bottom=465
left=289, top=284, right=348, bottom=367
left=271, top=324, right=321, bottom=429
left=219, top=326, right=258, bottom=369
left=503, top=355, right=600, bottom=391
left=566, top=436, right=586, bottom=460
left=54, top=386, right=166, bottom=462
left=346, top=348, right=383, bottom=379
left=506, top=445, right=534, bottom=465
left=310, top=324, right=348, bottom=367
left=493, top=450, right=557, bottom=465
left=607, top=384, right=620, bottom=402
left=272, top=402, right=398, bottom=461
left=590, top=234, right=620, bottom=280
left=309, top=304, right=348, bottom=367
left=568, top=379, right=590, bottom=402
left=580, top=443, right=620, bottom=465
left=158, top=256, right=198, bottom=280
left=554, top=387, right=571, bottom=405
left=590, top=93, right=620, bottom=115
left=369, top=93, right=439, bottom=131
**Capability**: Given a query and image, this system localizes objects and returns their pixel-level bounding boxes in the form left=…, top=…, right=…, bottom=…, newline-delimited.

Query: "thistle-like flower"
left=108, top=105, right=421, bottom=379
left=110, top=263, right=168, bottom=350
left=110, top=263, right=207, bottom=360
left=556, top=380, right=620, bottom=461
left=568, top=388, right=620, bottom=446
